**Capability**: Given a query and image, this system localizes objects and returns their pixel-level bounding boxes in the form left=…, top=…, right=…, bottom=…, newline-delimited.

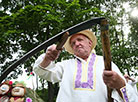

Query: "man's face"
left=70, top=34, right=92, bottom=60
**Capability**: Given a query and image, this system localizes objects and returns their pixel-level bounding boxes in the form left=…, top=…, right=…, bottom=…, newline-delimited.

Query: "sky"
left=7, top=53, right=39, bottom=89
left=11, top=68, right=37, bottom=89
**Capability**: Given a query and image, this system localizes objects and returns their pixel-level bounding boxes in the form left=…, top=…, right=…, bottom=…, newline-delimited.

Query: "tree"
left=127, top=1, right=138, bottom=76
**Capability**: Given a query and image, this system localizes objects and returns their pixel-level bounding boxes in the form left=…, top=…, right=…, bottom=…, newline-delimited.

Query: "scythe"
left=0, top=17, right=113, bottom=102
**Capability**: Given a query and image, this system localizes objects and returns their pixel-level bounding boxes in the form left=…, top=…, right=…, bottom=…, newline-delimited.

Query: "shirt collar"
left=74, top=49, right=96, bottom=63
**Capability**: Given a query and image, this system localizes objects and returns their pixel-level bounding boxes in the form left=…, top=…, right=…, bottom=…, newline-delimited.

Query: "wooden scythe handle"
left=56, top=32, right=69, bottom=50
left=100, top=19, right=113, bottom=102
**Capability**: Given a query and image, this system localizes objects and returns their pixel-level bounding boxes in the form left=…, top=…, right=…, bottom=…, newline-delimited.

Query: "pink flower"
left=30, top=72, right=33, bottom=75
left=9, top=81, right=13, bottom=85
left=26, top=97, right=32, bottom=102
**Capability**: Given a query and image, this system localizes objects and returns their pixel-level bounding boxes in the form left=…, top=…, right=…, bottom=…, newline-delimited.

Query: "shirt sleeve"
left=111, top=62, right=138, bottom=102
left=33, top=53, right=64, bottom=83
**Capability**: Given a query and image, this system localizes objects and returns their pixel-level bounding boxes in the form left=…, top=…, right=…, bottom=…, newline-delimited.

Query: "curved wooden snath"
left=100, top=19, right=113, bottom=102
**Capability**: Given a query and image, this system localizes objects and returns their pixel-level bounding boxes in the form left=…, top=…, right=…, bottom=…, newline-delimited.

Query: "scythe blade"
left=0, top=17, right=105, bottom=83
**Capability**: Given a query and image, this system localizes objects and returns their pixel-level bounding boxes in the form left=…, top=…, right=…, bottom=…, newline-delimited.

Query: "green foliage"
left=13, top=81, right=27, bottom=86
left=35, top=88, right=48, bottom=101
left=126, top=1, right=138, bottom=76
left=25, top=88, right=45, bottom=102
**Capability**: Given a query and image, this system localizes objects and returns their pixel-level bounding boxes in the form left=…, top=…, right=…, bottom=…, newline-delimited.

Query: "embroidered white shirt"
left=33, top=53, right=138, bottom=102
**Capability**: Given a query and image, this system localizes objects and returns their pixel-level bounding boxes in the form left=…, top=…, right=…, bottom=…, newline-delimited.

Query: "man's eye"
left=71, top=42, right=75, bottom=47
left=77, top=38, right=82, bottom=41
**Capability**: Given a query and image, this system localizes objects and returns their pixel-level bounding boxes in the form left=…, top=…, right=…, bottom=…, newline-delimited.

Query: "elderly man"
left=33, top=30, right=137, bottom=102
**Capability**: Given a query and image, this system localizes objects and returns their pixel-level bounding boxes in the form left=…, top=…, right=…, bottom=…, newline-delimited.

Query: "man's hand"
left=45, top=44, right=61, bottom=61
left=124, top=74, right=135, bottom=82
left=40, top=44, right=61, bottom=68
left=103, top=70, right=126, bottom=90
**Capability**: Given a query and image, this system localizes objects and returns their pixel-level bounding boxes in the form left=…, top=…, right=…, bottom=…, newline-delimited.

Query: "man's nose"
left=75, top=41, right=80, bottom=46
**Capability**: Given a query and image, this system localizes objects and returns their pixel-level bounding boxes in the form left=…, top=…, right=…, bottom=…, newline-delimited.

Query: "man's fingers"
left=103, top=70, right=113, bottom=77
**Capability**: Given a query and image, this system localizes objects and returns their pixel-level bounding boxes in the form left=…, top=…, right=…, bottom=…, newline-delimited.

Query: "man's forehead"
left=70, top=33, right=89, bottom=42
left=71, top=33, right=85, bottom=39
